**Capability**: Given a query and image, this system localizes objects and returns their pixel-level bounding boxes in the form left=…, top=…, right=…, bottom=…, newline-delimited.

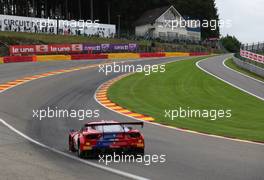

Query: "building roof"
left=134, top=6, right=170, bottom=26
left=134, top=6, right=201, bottom=33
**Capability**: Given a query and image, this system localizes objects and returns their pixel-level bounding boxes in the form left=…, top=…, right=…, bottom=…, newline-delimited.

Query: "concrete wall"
left=233, top=57, right=264, bottom=77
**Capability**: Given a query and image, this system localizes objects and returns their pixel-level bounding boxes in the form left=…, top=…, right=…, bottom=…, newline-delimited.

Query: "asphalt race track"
left=0, top=55, right=263, bottom=180
left=197, top=55, right=264, bottom=100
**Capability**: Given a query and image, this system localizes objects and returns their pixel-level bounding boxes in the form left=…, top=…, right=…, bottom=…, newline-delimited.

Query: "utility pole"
left=78, top=0, right=82, bottom=19
left=32, top=0, right=35, bottom=17
left=90, top=0, right=93, bottom=21
left=65, top=0, right=68, bottom=19
left=56, top=16, right=60, bottom=35
left=107, top=2, right=111, bottom=24
left=45, top=0, right=48, bottom=18
left=117, top=15, right=121, bottom=38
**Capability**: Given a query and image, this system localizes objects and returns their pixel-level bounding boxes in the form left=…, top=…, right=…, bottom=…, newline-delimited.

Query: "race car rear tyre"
left=69, top=136, right=75, bottom=152
left=77, top=143, right=85, bottom=158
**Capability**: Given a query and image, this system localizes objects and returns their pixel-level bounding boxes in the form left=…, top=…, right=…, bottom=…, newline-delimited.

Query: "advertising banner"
left=10, top=43, right=138, bottom=55
left=10, top=45, right=36, bottom=55
left=109, top=43, right=138, bottom=52
left=82, top=43, right=138, bottom=53
left=0, top=14, right=116, bottom=38
left=240, top=49, right=264, bottom=64
left=10, top=44, right=83, bottom=55
left=83, top=44, right=102, bottom=53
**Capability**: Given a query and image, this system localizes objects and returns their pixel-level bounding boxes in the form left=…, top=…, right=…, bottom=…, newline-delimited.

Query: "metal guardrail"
left=233, top=56, right=264, bottom=77
left=242, top=42, right=264, bottom=54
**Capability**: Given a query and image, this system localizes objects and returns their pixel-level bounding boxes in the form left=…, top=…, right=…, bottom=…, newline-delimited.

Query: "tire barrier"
left=71, top=54, right=108, bottom=60
left=165, top=52, right=189, bottom=57
left=139, top=52, right=166, bottom=58
left=3, top=56, right=34, bottom=63
left=36, top=55, right=71, bottom=62
left=0, top=52, right=210, bottom=64
left=108, top=53, right=140, bottom=59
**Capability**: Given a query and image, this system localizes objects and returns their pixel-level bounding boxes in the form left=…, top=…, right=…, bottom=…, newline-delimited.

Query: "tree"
left=220, top=35, right=241, bottom=53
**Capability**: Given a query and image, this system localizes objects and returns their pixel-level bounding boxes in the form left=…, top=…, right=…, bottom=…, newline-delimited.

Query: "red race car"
left=68, top=120, right=145, bottom=158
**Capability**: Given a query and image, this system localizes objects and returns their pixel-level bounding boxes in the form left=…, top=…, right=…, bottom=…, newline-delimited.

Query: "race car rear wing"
left=84, top=122, right=144, bottom=128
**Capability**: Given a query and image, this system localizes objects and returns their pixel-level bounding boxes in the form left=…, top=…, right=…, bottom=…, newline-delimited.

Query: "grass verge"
left=225, top=58, right=264, bottom=82
left=108, top=57, right=264, bottom=142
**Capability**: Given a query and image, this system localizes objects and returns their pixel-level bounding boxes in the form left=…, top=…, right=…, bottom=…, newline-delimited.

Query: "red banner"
left=240, top=49, right=264, bottom=64
left=10, top=45, right=36, bottom=55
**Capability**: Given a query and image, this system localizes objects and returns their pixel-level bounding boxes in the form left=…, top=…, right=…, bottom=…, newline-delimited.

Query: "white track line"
left=223, top=58, right=264, bottom=85
left=0, top=119, right=148, bottom=180
left=94, top=56, right=264, bottom=146
left=196, top=57, right=264, bottom=101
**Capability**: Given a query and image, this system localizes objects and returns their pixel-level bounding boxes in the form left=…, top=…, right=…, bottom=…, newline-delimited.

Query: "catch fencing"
left=241, top=42, right=264, bottom=54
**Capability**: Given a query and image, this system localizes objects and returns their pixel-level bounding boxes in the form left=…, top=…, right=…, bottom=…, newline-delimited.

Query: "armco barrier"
left=3, top=56, right=33, bottom=63
left=108, top=53, right=140, bottom=59
left=233, top=57, right=264, bottom=77
left=71, top=54, right=108, bottom=60
left=165, top=52, right=189, bottom=57
left=36, top=55, right=71, bottom=62
left=189, top=52, right=209, bottom=56
left=139, top=52, right=165, bottom=58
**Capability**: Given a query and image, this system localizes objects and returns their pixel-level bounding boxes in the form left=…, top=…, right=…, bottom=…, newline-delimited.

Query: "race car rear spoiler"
left=84, top=122, right=144, bottom=128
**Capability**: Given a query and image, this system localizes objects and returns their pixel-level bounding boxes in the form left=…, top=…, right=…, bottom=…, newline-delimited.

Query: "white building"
left=135, top=6, right=201, bottom=42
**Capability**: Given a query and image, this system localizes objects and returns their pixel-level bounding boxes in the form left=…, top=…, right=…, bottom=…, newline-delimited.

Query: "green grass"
left=108, top=57, right=264, bottom=142
left=225, top=58, right=264, bottom=83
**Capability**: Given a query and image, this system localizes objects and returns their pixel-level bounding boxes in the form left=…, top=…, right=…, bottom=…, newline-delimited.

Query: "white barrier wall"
left=0, top=14, right=116, bottom=38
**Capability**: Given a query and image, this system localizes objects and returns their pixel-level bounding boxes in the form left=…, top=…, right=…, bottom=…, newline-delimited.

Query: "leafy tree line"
left=220, top=35, right=241, bottom=53
left=0, top=0, right=219, bottom=39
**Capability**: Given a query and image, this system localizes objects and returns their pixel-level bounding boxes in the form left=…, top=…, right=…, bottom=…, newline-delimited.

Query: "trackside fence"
left=242, top=42, right=264, bottom=54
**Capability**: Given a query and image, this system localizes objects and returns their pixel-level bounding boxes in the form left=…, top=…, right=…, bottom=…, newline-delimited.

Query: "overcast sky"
left=215, top=0, right=264, bottom=44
